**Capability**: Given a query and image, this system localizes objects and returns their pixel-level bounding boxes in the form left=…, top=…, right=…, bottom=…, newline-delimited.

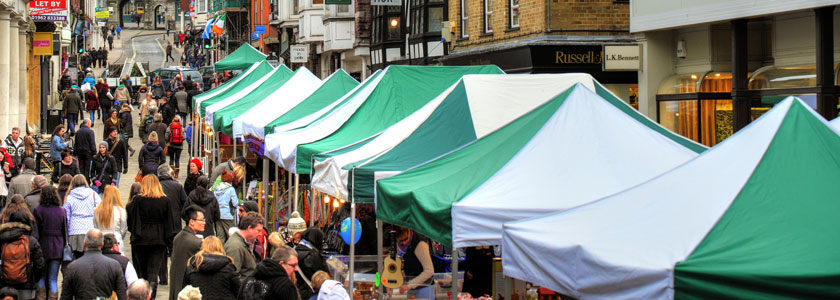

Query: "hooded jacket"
left=138, top=142, right=165, bottom=176
left=237, top=258, right=300, bottom=300
left=0, top=222, right=46, bottom=291
left=119, top=106, right=134, bottom=138
left=294, top=229, right=329, bottom=300
left=184, top=253, right=240, bottom=300
left=114, top=86, right=130, bottom=102
left=184, top=187, right=219, bottom=237
left=63, top=187, right=102, bottom=236
left=214, top=182, right=238, bottom=221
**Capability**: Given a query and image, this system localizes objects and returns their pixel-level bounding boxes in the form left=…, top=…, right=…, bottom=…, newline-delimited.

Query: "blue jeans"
left=115, top=172, right=121, bottom=187
left=38, top=259, right=61, bottom=293
left=66, top=113, right=77, bottom=135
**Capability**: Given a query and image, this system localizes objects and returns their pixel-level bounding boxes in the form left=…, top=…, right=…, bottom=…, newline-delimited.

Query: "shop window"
left=460, top=0, right=469, bottom=38
left=602, top=84, right=638, bottom=109
left=509, top=0, right=519, bottom=28
left=656, top=72, right=733, bottom=146
left=429, top=7, right=443, bottom=32
left=484, top=0, right=493, bottom=33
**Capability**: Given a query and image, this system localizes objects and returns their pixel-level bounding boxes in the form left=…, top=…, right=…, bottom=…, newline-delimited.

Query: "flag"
left=212, top=14, right=225, bottom=35
left=202, top=17, right=215, bottom=39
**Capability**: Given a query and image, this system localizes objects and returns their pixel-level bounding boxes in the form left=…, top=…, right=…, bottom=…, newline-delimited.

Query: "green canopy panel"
left=198, top=61, right=276, bottom=117
left=214, top=43, right=268, bottom=71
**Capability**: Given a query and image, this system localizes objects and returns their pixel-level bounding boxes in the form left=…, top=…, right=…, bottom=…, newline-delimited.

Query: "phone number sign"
left=30, top=0, right=69, bottom=22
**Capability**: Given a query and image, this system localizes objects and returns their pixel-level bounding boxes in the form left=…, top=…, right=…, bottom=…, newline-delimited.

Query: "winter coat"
left=174, top=91, right=189, bottom=113
left=295, top=234, right=329, bottom=300
left=60, top=250, right=127, bottom=300
left=185, top=253, right=240, bottom=300
left=184, top=187, right=219, bottom=237
left=169, top=226, right=203, bottom=300
left=103, top=117, right=122, bottom=139
left=63, top=92, right=83, bottom=115
left=107, top=137, right=129, bottom=173
left=148, top=121, right=168, bottom=144
left=237, top=258, right=300, bottom=300
left=126, top=195, right=175, bottom=246
left=210, top=160, right=235, bottom=185
left=74, top=125, right=96, bottom=155
left=0, top=222, right=46, bottom=291
left=114, top=86, right=130, bottom=102
left=224, top=232, right=257, bottom=283
left=63, top=187, right=102, bottom=237
left=138, top=142, right=166, bottom=176
left=85, top=90, right=99, bottom=110
left=33, top=205, right=67, bottom=260
left=139, top=98, right=156, bottom=121
left=151, top=83, right=165, bottom=99
left=214, top=182, right=238, bottom=221
left=50, top=135, right=67, bottom=161
left=8, top=169, right=36, bottom=197
left=161, top=103, right=176, bottom=125
left=51, top=159, right=80, bottom=184
left=4, top=135, right=23, bottom=169
left=90, top=153, right=118, bottom=187
left=183, top=170, right=204, bottom=197
left=119, top=107, right=134, bottom=138
left=158, top=175, right=187, bottom=237
left=23, top=188, right=41, bottom=212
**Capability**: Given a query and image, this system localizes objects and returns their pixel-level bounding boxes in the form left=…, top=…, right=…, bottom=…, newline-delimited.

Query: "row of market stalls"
left=189, top=43, right=840, bottom=299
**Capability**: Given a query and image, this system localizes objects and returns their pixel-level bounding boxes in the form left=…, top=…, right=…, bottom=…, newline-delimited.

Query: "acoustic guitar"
left=381, top=230, right=404, bottom=289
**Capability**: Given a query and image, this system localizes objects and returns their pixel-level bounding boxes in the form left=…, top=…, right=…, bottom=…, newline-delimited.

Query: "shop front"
left=442, top=44, right=639, bottom=106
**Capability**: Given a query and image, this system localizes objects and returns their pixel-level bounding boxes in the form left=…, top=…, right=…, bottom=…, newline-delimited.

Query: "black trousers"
left=77, top=151, right=92, bottom=180
left=168, top=147, right=182, bottom=168
left=132, top=244, right=166, bottom=299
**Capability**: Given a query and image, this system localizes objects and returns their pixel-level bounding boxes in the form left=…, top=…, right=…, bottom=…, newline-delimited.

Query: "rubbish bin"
left=47, top=109, right=62, bottom=133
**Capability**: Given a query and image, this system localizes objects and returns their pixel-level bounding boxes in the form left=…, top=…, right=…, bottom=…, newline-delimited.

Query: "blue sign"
left=255, top=26, right=266, bottom=34
left=250, top=33, right=260, bottom=41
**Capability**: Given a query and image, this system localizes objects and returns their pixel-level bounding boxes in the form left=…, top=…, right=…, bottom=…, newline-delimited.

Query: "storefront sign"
left=95, top=9, right=110, bottom=19
left=30, top=0, right=68, bottom=22
left=327, top=0, right=352, bottom=5
left=255, top=26, right=266, bottom=34
left=603, top=45, right=641, bottom=71
left=290, top=45, right=309, bottom=63
left=371, top=0, right=400, bottom=6
left=33, top=32, right=53, bottom=56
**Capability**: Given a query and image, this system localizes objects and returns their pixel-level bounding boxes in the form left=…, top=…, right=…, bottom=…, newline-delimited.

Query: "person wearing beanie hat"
left=103, top=109, right=122, bottom=140
left=91, top=139, right=118, bottom=190
left=213, top=170, right=240, bottom=243
left=286, top=211, right=307, bottom=245
left=106, top=126, right=130, bottom=186
left=183, top=158, right=204, bottom=197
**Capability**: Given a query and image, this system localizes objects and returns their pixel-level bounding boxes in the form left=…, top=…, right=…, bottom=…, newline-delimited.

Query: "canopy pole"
left=452, top=248, right=460, bottom=299
left=287, top=170, right=293, bottom=218
left=376, top=220, right=384, bottom=298
left=242, top=141, right=247, bottom=200
left=348, top=168, right=356, bottom=295
left=275, top=163, right=280, bottom=230
left=310, top=157, right=317, bottom=227
left=262, top=157, right=270, bottom=225
left=233, top=135, right=237, bottom=160
left=293, top=173, right=299, bottom=212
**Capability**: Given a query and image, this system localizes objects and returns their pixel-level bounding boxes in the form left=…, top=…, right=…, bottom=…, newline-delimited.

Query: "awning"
left=215, top=43, right=268, bottom=71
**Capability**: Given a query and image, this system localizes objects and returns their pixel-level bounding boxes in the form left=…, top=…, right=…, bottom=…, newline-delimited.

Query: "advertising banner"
left=30, top=0, right=69, bottom=22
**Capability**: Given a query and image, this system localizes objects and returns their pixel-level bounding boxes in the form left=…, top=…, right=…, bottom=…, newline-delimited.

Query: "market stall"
left=214, top=43, right=268, bottom=71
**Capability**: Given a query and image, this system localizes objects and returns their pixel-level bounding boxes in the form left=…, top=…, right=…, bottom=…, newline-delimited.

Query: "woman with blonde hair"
left=94, top=185, right=127, bottom=253
left=127, top=175, right=175, bottom=299
left=183, top=236, right=239, bottom=299
left=62, top=174, right=101, bottom=259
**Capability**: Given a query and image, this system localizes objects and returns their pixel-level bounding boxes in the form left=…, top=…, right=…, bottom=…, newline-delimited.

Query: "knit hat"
left=32, top=175, right=48, bottom=189
left=107, top=126, right=119, bottom=135
left=221, top=170, right=235, bottom=184
left=189, top=157, right=202, bottom=170
left=287, top=211, right=307, bottom=234
left=99, top=141, right=109, bottom=148
left=240, top=201, right=259, bottom=213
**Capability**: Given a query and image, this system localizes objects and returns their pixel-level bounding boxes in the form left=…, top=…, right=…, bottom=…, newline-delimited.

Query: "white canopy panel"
left=194, top=62, right=264, bottom=106
left=204, top=66, right=281, bottom=125
left=232, top=67, right=322, bottom=139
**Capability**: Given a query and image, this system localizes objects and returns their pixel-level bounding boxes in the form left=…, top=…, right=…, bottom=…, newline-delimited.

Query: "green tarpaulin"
left=198, top=62, right=276, bottom=117
left=211, top=66, right=300, bottom=135
left=214, top=44, right=268, bottom=71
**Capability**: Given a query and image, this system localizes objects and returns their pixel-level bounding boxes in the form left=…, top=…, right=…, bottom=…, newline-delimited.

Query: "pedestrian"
left=148, top=112, right=168, bottom=145
left=237, top=245, right=300, bottom=300
left=0, top=206, right=46, bottom=300
left=85, top=85, right=100, bottom=125
left=63, top=87, right=82, bottom=136
left=183, top=158, right=204, bottom=197
left=116, top=25, right=121, bottom=39
left=136, top=84, right=149, bottom=107
left=126, top=175, right=176, bottom=299
left=56, top=174, right=73, bottom=201
left=156, top=165, right=187, bottom=285
left=184, top=176, right=218, bottom=238
left=138, top=131, right=166, bottom=176
left=32, top=185, right=66, bottom=300
left=102, top=110, right=122, bottom=141
left=8, top=158, right=36, bottom=197
left=119, top=103, right=135, bottom=141
left=174, top=85, right=188, bottom=119
left=165, top=115, right=186, bottom=175
left=151, top=76, right=165, bottom=100
left=60, top=229, right=127, bottom=300
left=108, top=34, right=114, bottom=51
left=169, top=205, right=205, bottom=300
left=140, top=107, right=157, bottom=144
left=22, top=175, right=48, bottom=211
left=94, top=185, right=127, bottom=253
left=102, top=233, right=139, bottom=287
left=60, top=70, right=72, bottom=91
left=166, top=43, right=174, bottom=62
left=51, top=150, right=80, bottom=185
left=196, top=53, right=205, bottom=67
left=123, top=75, right=133, bottom=95
left=96, top=78, right=111, bottom=121
left=90, top=141, right=118, bottom=192
left=294, top=228, right=329, bottom=299
left=214, top=170, right=240, bottom=243
left=395, top=227, right=435, bottom=299
left=184, top=236, right=240, bottom=300
left=238, top=201, right=268, bottom=260
left=105, top=127, right=129, bottom=187
left=4, top=127, right=24, bottom=176
left=160, top=98, right=176, bottom=126
left=179, top=32, right=185, bottom=47
left=74, top=119, right=96, bottom=180
left=225, top=212, right=264, bottom=283
left=114, top=84, right=130, bottom=105
left=187, top=54, right=196, bottom=69
left=187, top=82, right=202, bottom=115
left=49, top=125, right=67, bottom=165
left=210, top=156, right=245, bottom=185
left=63, top=174, right=102, bottom=259
left=21, top=135, right=36, bottom=165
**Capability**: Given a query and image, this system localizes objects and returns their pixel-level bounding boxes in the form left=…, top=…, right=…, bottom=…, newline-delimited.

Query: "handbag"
left=62, top=245, right=73, bottom=262
left=135, top=170, right=143, bottom=182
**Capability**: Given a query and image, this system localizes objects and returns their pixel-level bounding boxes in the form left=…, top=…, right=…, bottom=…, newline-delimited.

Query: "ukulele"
left=381, top=230, right=404, bottom=289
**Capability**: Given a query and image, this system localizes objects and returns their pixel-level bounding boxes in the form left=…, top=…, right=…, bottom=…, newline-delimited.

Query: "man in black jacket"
left=102, top=233, right=139, bottom=287
left=75, top=119, right=96, bottom=181
left=169, top=206, right=204, bottom=300
left=61, top=229, right=127, bottom=300
left=156, top=165, right=187, bottom=285
left=106, top=127, right=129, bottom=186
left=238, top=245, right=301, bottom=300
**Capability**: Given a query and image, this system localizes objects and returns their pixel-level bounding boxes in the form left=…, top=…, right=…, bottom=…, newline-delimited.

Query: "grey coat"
left=169, top=226, right=202, bottom=300
left=223, top=232, right=257, bottom=283
left=8, top=169, right=36, bottom=197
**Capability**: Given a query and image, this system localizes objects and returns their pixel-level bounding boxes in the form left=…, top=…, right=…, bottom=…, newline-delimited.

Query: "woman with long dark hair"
left=56, top=174, right=73, bottom=202
left=127, top=175, right=175, bottom=299
left=33, top=185, right=67, bottom=300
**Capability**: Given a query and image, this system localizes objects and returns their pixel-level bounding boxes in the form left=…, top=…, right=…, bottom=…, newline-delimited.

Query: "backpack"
left=144, top=116, right=155, bottom=134
left=169, top=124, right=184, bottom=144
left=1, top=235, right=30, bottom=285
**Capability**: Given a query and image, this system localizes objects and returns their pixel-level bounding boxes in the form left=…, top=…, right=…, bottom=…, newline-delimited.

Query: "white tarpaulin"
left=232, top=67, right=322, bottom=138
left=204, top=65, right=287, bottom=125
left=194, top=62, right=262, bottom=106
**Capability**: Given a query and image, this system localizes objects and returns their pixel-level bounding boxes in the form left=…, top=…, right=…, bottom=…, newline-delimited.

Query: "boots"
left=173, top=167, right=180, bottom=178
left=36, top=287, right=46, bottom=300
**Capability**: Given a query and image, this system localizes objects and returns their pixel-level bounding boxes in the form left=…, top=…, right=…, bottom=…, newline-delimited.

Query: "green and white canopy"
left=205, top=65, right=294, bottom=125
left=235, top=70, right=359, bottom=139
left=831, top=116, right=840, bottom=129
left=194, top=62, right=267, bottom=110
left=212, top=67, right=321, bottom=137
left=311, top=74, right=607, bottom=201
left=214, top=43, right=268, bottom=71
left=375, top=83, right=706, bottom=247
left=264, top=65, right=503, bottom=173
left=502, top=97, right=840, bottom=299
left=198, top=62, right=277, bottom=117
